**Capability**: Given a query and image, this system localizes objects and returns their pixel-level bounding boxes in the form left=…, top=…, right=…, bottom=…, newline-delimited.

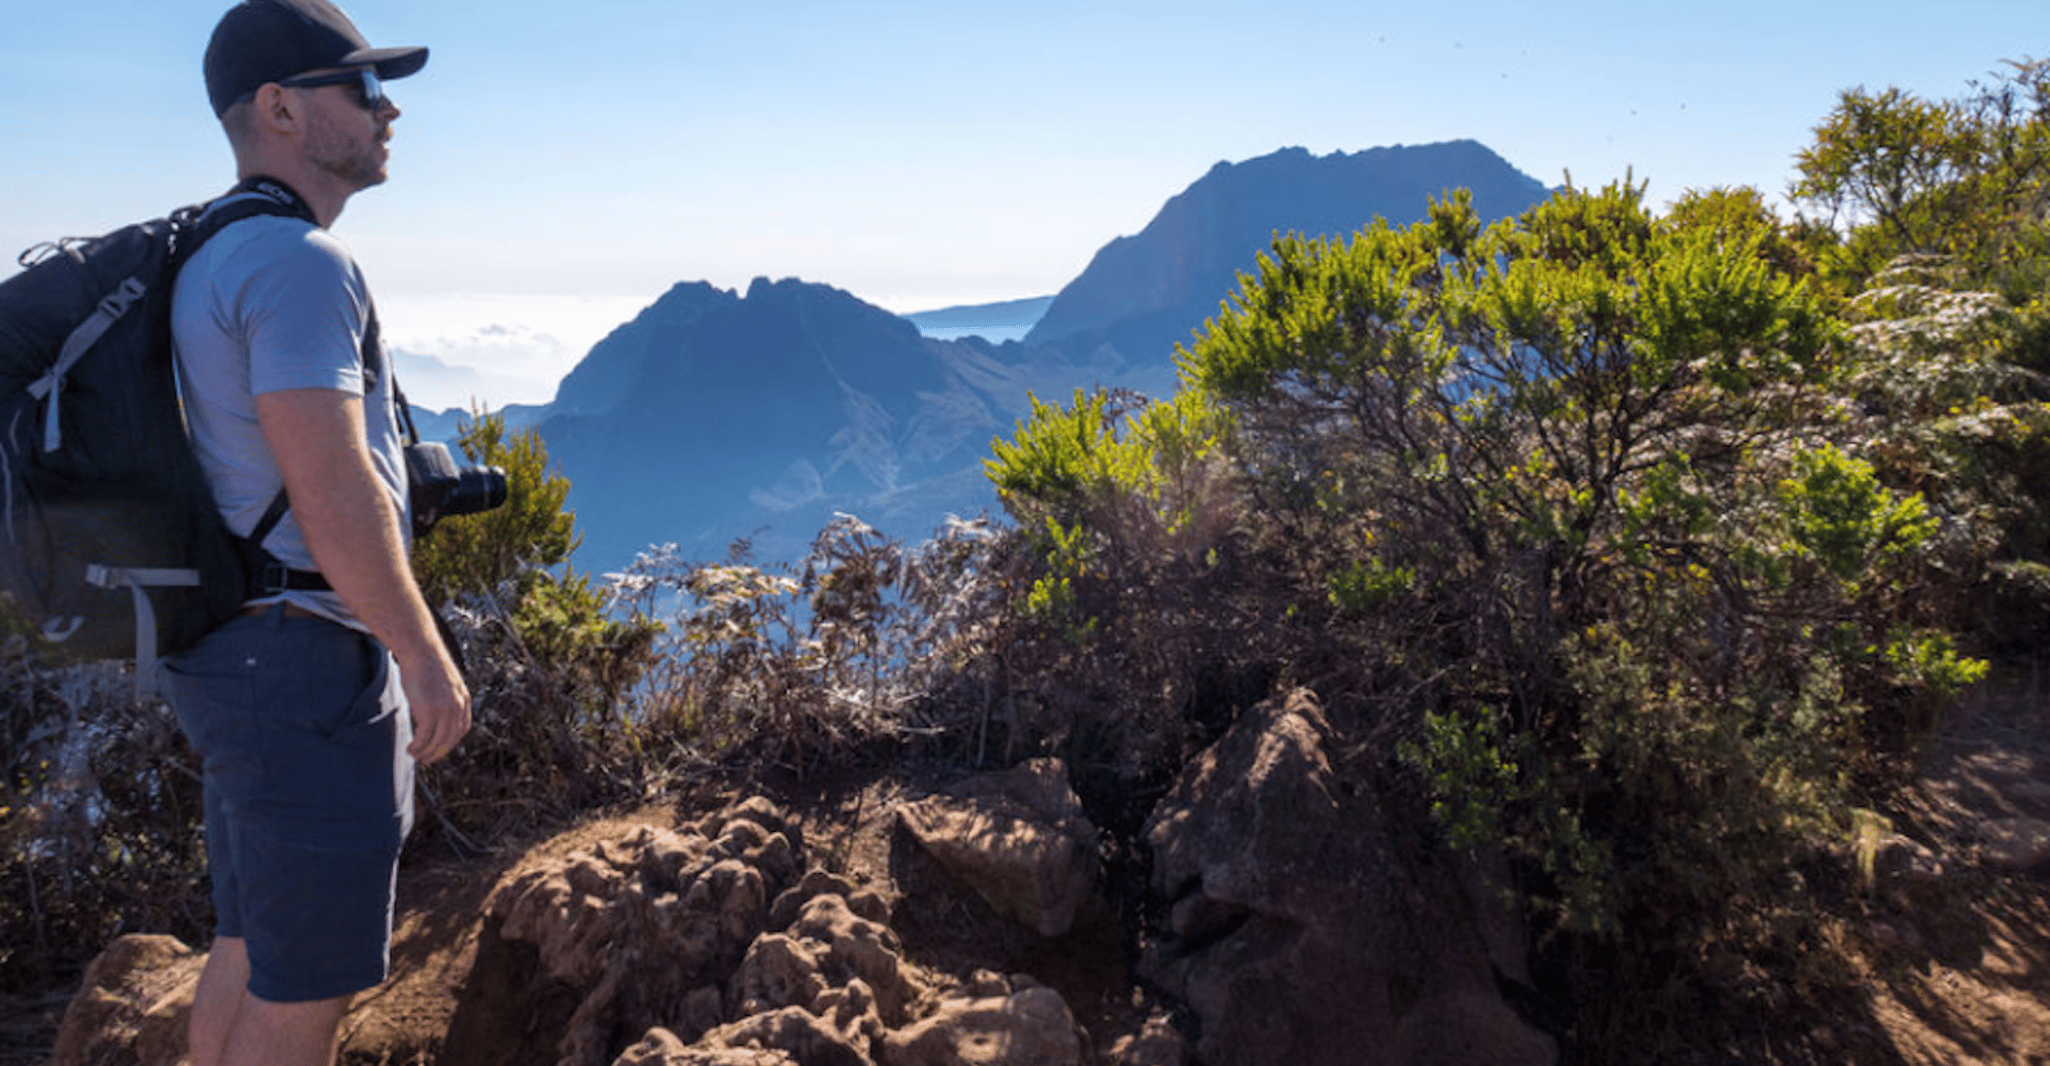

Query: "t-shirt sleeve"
left=217, top=222, right=369, bottom=396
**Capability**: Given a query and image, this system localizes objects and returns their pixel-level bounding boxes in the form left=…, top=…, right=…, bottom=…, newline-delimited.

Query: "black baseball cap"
left=204, top=0, right=427, bottom=118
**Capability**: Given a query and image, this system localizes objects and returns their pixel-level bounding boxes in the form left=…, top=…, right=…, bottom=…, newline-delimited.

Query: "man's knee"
left=223, top=991, right=352, bottom=1066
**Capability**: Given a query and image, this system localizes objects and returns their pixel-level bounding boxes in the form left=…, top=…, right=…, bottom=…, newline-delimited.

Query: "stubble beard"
left=306, top=110, right=388, bottom=191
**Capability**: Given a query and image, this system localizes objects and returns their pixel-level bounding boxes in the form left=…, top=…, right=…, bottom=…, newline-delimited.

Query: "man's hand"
left=395, top=642, right=469, bottom=764
left=255, top=387, right=472, bottom=763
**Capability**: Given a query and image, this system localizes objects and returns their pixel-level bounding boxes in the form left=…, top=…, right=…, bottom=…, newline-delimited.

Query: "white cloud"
left=375, top=293, right=654, bottom=409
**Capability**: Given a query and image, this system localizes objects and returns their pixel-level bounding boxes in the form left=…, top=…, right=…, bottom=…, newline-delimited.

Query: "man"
left=163, top=3, right=470, bottom=1065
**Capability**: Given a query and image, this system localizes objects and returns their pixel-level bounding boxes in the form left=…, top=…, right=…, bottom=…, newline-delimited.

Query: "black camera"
left=405, top=441, right=508, bottom=535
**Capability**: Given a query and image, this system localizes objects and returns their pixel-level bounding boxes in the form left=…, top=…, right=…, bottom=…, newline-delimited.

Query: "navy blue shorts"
left=162, top=605, right=414, bottom=1003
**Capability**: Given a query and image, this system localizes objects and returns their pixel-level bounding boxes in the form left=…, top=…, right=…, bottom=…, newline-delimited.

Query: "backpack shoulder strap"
left=172, top=176, right=319, bottom=272
left=178, top=179, right=382, bottom=589
left=171, top=184, right=313, bottom=561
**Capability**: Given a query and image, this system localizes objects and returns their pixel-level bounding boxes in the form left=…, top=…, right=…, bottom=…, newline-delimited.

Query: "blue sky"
left=4, top=0, right=2043, bottom=406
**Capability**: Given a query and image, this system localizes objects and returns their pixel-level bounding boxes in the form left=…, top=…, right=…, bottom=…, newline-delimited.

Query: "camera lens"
left=443, top=467, right=509, bottom=516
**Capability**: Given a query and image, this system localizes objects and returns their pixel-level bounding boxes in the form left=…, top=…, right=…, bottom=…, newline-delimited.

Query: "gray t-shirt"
left=170, top=204, right=411, bottom=631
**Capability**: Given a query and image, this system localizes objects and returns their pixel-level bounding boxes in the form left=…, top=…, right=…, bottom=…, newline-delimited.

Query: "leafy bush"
left=984, top=174, right=2026, bottom=1052
left=1792, top=57, right=2050, bottom=299
left=983, top=381, right=1282, bottom=776
left=1165, top=180, right=1894, bottom=945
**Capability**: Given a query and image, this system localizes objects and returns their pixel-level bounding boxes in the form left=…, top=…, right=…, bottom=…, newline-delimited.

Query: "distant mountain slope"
left=541, top=278, right=1044, bottom=568
left=1025, top=141, right=1551, bottom=361
left=903, top=295, right=1056, bottom=332
left=535, top=142, right=1555, bottom=573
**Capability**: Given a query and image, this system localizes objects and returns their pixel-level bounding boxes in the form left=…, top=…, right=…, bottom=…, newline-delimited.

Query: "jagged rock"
left=730, top=935, right=832, bottom=1020
left=493, top=803, right=803, bottom=1066
left=50, top=934, right=205, bottom=1066
left=769, top=868, right=891, bottom=929
left=1105, top=1009, right=1190, bottom=1066
left=611, top=1026, right=796, bottom=1065
left=732, top=894, right=920, bottom=1028
left=1877, top=833, right=1946, bottom=885
left=701, top=1006, right=875, bottom=1066
left=897, top=757, right=1101, bottom=936
left=876, top=984, right=1084, bottom=1066
left=1140, top=689, right=1555, bottom=1066
left=1984, top=816, right=2050, bottom=870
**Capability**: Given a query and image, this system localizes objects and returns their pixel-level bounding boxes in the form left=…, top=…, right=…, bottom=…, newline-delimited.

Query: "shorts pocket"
left=161, top=617, right=265, bottom=765
left=246, top=622, right=409, bottom=824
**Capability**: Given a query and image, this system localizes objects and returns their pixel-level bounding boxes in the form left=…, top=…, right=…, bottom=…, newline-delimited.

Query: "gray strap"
left=83, top=564, right=202, bottom=701
left=28, top=276, right=149, bottom=453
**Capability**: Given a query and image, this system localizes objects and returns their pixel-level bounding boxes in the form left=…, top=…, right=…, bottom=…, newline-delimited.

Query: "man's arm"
left=253, top=387, right=470, bottom=764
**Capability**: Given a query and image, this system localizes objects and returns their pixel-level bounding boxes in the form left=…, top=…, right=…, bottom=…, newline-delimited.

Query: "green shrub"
left=988, top=175, right=2002, bottom=1051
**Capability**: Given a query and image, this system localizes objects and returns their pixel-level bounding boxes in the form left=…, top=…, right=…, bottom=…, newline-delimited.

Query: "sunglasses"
left=274, top=67, right=390, bottom=112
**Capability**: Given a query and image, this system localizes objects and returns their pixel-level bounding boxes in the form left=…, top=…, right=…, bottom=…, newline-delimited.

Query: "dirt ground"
left=7, top=672, right=2050, bottom=1065
left=1826, top=668, right=2050, bottom=1065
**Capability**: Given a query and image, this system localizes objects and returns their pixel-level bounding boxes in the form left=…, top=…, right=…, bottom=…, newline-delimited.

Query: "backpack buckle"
left=97, top=277, right=147, bottom=319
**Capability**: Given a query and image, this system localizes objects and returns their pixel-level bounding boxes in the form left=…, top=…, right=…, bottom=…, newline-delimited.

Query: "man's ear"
left=250, top=83, right=302, bottom=136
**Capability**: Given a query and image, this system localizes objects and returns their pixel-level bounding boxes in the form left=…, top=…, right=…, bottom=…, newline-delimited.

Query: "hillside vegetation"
left=7, top=58, right=2050, bottom=1064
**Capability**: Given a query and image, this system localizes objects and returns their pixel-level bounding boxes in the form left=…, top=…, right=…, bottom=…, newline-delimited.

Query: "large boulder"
left=1140, top=690, right=1555, bottom=1066
left=896, top=758, right=1102, bottom=937
left=49, top=934, right=205, bottom=1066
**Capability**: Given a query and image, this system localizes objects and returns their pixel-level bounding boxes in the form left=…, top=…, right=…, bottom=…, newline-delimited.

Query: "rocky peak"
left=1024, top=141, right=1552, bottom=355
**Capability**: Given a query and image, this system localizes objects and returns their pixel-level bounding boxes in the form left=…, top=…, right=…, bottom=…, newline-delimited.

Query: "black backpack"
left=0, top=193, right=313, bottom=696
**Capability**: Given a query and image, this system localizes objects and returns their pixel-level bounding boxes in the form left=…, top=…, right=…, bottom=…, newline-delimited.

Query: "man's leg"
left=166, top=614, right=411, bottom=1066
left=220, top=991, right=350, bottom=1066
left=189, top=936, right=248, bottom=1066
left=191, top=936, right=348, bottom=1066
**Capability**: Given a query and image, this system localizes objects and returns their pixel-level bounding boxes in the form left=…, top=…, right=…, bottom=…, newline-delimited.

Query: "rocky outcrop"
left=477, top=798, right=1098, bottom=1066
left=1140, top=689, right=1556, bottom=1066
left=489, top=800, right=805, bottom=1066
left=896, top=757, right=1102, bottom=937
left=48, top=934, right=205, bottom=1066
left=49, top=793, right=1106, bottom=1066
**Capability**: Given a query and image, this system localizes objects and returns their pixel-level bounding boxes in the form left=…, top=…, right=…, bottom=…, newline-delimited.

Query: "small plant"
left=615, top=514, right=1015, bottom=775
left=1398, top=707, right=1519, bottom=849
left=1328, top=555, right=1415, bottom=614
